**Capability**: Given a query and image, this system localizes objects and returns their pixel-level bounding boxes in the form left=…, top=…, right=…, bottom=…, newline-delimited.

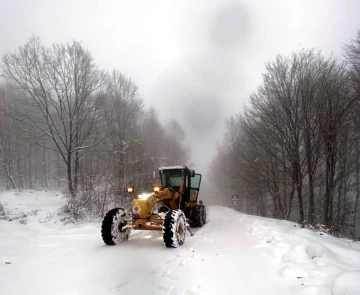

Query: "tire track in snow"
left=152, top=236, right=211, bottom=295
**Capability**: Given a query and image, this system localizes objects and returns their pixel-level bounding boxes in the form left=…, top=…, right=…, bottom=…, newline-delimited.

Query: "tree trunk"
left=42, top=137, right=48, bottom=187
left=324, top=156, right=331, bottom=225
left=16, top=152, right=22, bottom=189
left=67, top=152, right=76, bottom=217
left=305, top=128, right=315, bottom=225
left=57, top=152, right=61, bottom=187
left=74, top=150, right=80, bottom=191
left=354, top=140, right=360, bottom=237
left=295, top=162, right=304, bottom=224
left=28, top=144, right=32, bottom=189
left=4, top=162, right=17, bottom=190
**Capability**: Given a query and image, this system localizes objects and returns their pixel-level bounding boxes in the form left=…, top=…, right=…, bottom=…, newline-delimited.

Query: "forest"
left=210, top=31, right=360, bottom=239
left=0, top=36, right=191, bottom=219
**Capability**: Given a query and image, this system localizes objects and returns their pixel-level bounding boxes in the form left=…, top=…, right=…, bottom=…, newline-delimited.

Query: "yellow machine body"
left=101, top=166, right=204, bottom=247
left=124, top=166, right=203, bottom=232
left=129, top=187, right=184, bottom=231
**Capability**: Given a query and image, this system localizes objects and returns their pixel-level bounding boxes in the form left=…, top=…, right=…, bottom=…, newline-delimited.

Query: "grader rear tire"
left=201, top=206, right=207, bottom=224
left=101, top=208, right=131, bottom=245
left=162, top=209, right=186, bottom=248
left=191, top=205, right=204, bottom=227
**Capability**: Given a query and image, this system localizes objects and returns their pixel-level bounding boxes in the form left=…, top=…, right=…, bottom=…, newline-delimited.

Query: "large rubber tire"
left=191, top=205, right=204, bottom=227
left=162, top=209, right=187, bottom=248
left=101, top=208, right=131, bottom=245
left=202, top=206, right=207, bottom=224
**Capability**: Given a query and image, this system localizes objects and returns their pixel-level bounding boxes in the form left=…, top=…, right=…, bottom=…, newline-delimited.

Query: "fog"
left=1, top=0, right=360, bottom=177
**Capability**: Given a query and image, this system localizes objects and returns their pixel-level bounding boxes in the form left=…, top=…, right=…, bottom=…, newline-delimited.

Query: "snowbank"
left=0, top=189, right=66, bottom=224
left=245, top=212, right=360, bottom=294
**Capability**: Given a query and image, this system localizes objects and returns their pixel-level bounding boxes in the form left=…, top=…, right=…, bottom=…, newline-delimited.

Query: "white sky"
left=1, top=0, right=360, bottom=175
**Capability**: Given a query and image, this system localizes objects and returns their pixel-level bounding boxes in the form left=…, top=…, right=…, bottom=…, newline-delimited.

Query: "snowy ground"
left=0, top=190, right=360, bottom=295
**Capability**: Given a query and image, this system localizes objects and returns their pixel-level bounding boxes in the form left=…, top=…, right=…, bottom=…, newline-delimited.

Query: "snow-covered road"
left=1, top=190, right=360, bottom=295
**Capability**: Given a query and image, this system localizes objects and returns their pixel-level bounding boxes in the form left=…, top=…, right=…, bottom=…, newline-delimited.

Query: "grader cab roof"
left=159, top=166, right=195, bottom=175
left=159, top=165, right=186, bottom=170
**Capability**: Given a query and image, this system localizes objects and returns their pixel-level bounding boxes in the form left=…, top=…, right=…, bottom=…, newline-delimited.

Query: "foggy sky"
left=1, top=0, right=360, bottom=178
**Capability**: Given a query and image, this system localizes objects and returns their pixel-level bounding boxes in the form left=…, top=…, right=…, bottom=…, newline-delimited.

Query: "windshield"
left=160, top=170, right=184, bottom=188
left=191, top=174, right=201, bottom=190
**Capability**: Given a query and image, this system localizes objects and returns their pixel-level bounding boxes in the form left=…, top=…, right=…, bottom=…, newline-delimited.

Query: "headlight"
left=138, top=193, right=153, bottom=200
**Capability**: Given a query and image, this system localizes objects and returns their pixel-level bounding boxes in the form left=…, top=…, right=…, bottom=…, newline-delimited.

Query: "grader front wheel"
left=101, top=208, right=131, bottom=245
left=162, top=209, right=186, bottom=248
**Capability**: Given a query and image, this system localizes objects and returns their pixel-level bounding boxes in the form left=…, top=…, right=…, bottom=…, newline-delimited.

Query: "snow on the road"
left=247, top=215, right=360, bottom=295
left=1, top=190, right=360, bottom=295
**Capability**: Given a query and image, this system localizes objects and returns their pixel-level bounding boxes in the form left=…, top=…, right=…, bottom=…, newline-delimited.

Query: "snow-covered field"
left=0, top=189, right=360, bottom=295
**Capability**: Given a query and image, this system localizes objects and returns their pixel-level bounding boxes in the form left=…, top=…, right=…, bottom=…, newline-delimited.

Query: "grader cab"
left=101, top=166, right=206, bottom=248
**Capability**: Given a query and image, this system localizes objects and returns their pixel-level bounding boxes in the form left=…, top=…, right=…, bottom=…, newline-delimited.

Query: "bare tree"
left=344, top=30, right=360, bottom=237
left=163, top=119, right=191, bottom=166
left=101, top=70, right=144, bottom=205
left=1, top=36, right=107, bottom=217
left=0, top=85, right=18, bottom=190
left=313, top=58, right=355, bottom=226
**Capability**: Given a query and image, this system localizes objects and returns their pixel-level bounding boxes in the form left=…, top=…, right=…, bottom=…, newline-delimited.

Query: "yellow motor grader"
left=101, top=166, right=206, bottom=248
